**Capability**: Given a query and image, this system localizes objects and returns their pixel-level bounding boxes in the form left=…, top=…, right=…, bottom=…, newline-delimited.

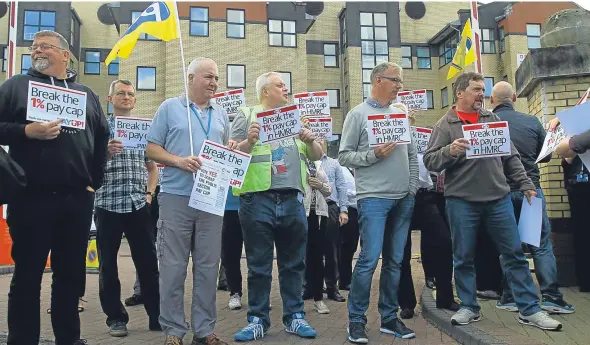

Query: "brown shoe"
left=192, top=333, right=228, bottom=345
left=165, top=335, right=183, bottom=345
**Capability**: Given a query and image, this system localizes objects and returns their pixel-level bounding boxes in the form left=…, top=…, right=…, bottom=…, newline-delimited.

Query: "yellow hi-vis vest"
left=232, top=105, right=309, bottom=196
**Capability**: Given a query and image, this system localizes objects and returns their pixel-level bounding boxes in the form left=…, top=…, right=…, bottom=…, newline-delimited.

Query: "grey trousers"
left=157, top=193, right=223, bottom=339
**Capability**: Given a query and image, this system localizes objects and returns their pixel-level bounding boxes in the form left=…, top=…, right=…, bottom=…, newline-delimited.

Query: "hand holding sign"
left=25, top=118, right=63, bottom=140
left=108, top=140, right=124, bottom=158
left=247, top=122, right=261, bottom=145
left=175, top=156, right=202, bottom=173
left=450, top=138, right=471, bottom=157
left=299, top=127, right=317, bottom=144
left=375, top=142, right=397, bottom=159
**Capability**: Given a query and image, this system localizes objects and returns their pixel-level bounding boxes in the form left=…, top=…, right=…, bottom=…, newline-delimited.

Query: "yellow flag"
left=447, top=19, right=477, bottom=80
left=105, top=1, right=179, bottom=66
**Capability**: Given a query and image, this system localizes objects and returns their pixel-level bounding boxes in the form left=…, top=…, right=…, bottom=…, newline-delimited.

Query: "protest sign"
left=26, top=81, right=87, bottom=129
left=307, top=117, right=332, bottom=139
left=156, top=163, right=164, bottom=184
left=536, top=125, right=567, bottom=163
left=366, top=112, right=411, bottom=147
left=188, top=160, right=231, bottom=216
left=294, top=91, right=330, bottom=117
left=462, top=121, right=511, bottom=159
left=256, top=104, right=302, bottom=144
left=212, top=89, right=246, bottom=119
left=557, top=101, right=590, bottom=169
left=198, top=140, right=252, bottom=188
left=398, top=89, right=427, bottom=110
left=113, top=116, right=152, bottom=150
left=411, top=126, right=432, bottom=154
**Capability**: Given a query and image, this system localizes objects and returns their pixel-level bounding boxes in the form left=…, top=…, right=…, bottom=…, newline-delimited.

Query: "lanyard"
left=189, top=104, right=212, bottom=139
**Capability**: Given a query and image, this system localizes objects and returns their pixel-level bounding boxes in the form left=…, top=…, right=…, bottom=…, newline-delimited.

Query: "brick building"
left=0, top=1, right=581, bottom=154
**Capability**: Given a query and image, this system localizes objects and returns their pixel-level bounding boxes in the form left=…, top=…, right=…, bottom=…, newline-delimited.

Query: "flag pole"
left=470, top=1, right=483, bottom=75
left=7, top=1, right=18, bottom=80
left=173, top=2, right=195, bottom=158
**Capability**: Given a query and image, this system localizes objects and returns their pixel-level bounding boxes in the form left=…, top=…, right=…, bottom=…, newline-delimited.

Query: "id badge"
left=576, top=173, right=589, bottom=182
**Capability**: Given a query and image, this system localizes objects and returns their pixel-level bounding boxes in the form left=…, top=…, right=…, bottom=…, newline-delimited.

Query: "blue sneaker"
left=285, top=313, right=317, bottom=338
left=496, top=300, right=518, bottom=312
left=234, top=316, right=266, bottom=342
left=541, top=295, right=575, bottom=314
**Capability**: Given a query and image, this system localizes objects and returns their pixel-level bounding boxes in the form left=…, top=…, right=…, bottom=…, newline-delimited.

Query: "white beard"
left=33, top=58, right=50, bottom=71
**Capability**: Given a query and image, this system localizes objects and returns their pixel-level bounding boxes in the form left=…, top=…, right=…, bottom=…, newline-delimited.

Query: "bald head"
left=491, top=81, right=516, bottom=106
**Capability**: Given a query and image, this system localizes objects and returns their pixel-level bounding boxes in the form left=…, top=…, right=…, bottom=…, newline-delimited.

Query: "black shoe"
left=124, top=294, right=143, bottom=306
left=327, top=290, right=346, bottom=302
left=400, top=308, right=414, bottom=319
left=302, top=290, right=313, bottom=300
left=425, top=278, right=436, bottom=290
left=339, top=284, right=351, bottom=291
left=347, top=321, right=368, bottom=344
left=380, top=318, right=416, bottom=339
left=437, top=301, right=461, bottom=312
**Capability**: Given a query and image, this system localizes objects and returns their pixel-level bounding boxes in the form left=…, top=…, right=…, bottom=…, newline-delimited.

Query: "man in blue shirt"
left=146, top=57, right=232, bottom=345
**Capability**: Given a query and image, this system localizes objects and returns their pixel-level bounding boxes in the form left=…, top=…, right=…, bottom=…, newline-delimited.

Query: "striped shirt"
left=320, top=155, right=348, bottom=212
left=95, top=115, right=149, bottom=213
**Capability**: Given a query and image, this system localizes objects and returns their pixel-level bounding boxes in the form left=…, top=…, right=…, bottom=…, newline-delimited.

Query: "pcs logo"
left=125, top=2, right=171, bottom=35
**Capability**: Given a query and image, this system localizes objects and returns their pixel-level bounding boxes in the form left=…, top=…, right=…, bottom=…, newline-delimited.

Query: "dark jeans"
left=95, top=205, right=160, bottom=326
left=339, top=207, right=359, bottom=288
left=221, top=209, right=243, bottom=295
left=399, top=190, right=454, bottom=310
left=239, top=190, right=307, bottom=328
left=475, top=227, right=503, bottom=294
left=305, top=210, right=329, bottom=301
left=568, top=183, right=590, bottom=290
left=325, top=202, right=341, bottom=292
left=7, top=190, right=94, bottom=345
left=446, top=194, right=541, bottom=316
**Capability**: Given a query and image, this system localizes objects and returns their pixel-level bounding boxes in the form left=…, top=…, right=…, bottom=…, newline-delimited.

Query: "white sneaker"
left=229, top=293, right=242, bottom=310
left=314, top=300, right=330, bottom=314
left=451, top=308, right=481, bottom=325
left=518, top=311, right=562, bottom=331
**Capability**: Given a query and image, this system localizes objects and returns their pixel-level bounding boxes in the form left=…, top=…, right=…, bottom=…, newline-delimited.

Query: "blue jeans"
left=239, top=191, right=307, bottom=328
left=501, top=188, right=561, bottom=299
left=446, top=194, right=541, bottom=316
left=348, top=195, right=415, bottom=324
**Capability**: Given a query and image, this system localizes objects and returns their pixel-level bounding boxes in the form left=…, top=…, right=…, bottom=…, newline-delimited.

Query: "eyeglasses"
left=28, top=43, right=65, bottom=52
left=115, top=91, right=136, bottom=97
left=379, top=76, right=404, bottom=84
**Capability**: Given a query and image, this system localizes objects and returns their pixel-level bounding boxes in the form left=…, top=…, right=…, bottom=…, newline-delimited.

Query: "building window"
left=108, top=57, right=119, bottom=76
left=361, top=12, right=388, bottom=99
left=21, top=54, right=31, bottom=74
left=484, top=77, right=494, bottom=97
left=439, top=35, right=458, bottom=67
left=527, top=24, right=541, bottom=49
left=480, top=29, right=496, bottom=54
left=107, top=102, right=114, bottom=115
left=189, top=7, right=209, bottom=36
left=24, top=11, right=55, bottom=41
left=499, top=27, right=505, bottom=53
left=84, top=51, right=100, bottom=75
left=137, top=66, right=156, bottom=91
left=324, top=43, right=337, bottom=67
left=426, top=90, right=434, bottom=109
left=416, top=47, right=431, bottom=69
left=227, top=64, right=245, bottom=89
left=276, top=71, right=292, bottom=94
left=268, top=20, right=296, bottom=47
left=441, top=87, right=448, bottom=108
left=401, top=45, right=412, bottom=69
left=2, top=47, right=7, bottom=72
left=326, top=89, right=340, bottom=108
left=132, top=12, right=160, bottom=40
left=227, top=9, right=245, bottom=38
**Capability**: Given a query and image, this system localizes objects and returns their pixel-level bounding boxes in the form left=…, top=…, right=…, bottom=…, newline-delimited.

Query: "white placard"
left=411, top=126, right=432, bottom=154
left=198, top=140, right=252, bottom=188
left=398, top=89, right=428, bottom=110
left=212, top=89, right=246, bottom=119
left=293, top=91, right=330, bottom=117
left=536, top=125, right=567, bottom=164
left=188, top=160, right=231, bottom=216
left=27, top=81, right=87, bottom=129
left=518, top=196, right=542, bottom=247
left=557, top=101, right=590, bottom=169
left=256, top=104, right=302, bottom=145
left=517, top=53, right=527, bottom=67
left=156, top=163, right=164, bottom=185
left=307, top=117, right=332, bottom=139
left=462, top=121, right=511, bottom=159
left=113, top=116, right=152, bottom=150
left=366, top=112, right=411, bottom=147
